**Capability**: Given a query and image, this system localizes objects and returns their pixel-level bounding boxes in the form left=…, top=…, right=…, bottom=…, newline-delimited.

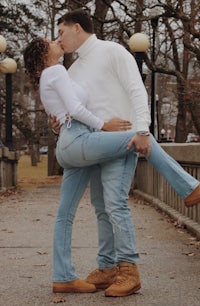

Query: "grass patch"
left=18, top=154, right=62, bottom=189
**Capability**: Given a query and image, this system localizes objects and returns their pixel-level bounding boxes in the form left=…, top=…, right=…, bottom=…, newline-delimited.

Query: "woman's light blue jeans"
left=53, top=120, right=199, bottom=281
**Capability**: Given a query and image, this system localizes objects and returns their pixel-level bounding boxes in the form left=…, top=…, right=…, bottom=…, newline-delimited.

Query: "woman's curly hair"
left=24, top=38, right=49, bottom=91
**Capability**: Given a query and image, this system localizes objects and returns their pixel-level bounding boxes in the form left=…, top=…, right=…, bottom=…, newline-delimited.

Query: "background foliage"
left=0, top=0, right=199, bottom=159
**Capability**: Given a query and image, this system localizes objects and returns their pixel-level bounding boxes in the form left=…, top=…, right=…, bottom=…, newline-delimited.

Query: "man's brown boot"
left=105, top=262, right=141, bottom=297
left=53, top=279, right=97, bottom=293
left=184, top=184, right=200, bottom=207
left=85, top=267, right=118, bottom=289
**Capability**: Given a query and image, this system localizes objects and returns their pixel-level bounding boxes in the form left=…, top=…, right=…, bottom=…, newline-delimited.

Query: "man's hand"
left=102, top=118, right=132, bottom=131
left=50, top=115, right=61, bottom=135
left=126, top=134, right=151, bottom=157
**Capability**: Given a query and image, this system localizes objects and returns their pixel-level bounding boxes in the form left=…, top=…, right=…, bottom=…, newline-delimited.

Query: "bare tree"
left=1, top=0, right=199, bottom=165
left=150, top=0, right=200, bottom=141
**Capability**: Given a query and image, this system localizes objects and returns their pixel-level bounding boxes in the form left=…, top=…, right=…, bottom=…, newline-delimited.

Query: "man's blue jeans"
left=53, top=120, right=199, bottom=281
left=90, top=155, right=139, bottom=269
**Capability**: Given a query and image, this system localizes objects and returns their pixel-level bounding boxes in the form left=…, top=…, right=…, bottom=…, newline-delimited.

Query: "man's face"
left=49, top=40, right=64, bottom=58
left=58, top=22, right=79, bottom=54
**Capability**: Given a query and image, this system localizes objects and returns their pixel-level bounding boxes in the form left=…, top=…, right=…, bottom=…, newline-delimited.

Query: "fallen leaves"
left=0, top=188, right=21, bottom=201
left=37, top=251, right=48, bottom=255
left=33, top=263, right=47, bottom=266
left=53, top=295, right=66, bottom=303
left=182, top=252, right=195, bottom=257
left=32, top=250, right=48, bottom=267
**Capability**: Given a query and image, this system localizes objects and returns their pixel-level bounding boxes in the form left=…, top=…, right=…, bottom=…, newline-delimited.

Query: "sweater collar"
left=76, top=34, right=98, bottom=58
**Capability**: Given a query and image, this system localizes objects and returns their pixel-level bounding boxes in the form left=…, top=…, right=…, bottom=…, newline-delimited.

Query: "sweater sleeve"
left=49, top=65, right=104, bottom=130
left=110, top=44, right=151, bottom=132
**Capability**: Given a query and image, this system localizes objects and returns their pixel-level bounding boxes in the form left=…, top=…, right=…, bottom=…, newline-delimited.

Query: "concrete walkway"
left=0, top=185, right=199, bottom=306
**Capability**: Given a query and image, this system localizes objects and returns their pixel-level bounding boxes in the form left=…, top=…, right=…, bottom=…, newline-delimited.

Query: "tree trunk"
left=175, top=83, right=187, bottom=142
left=30, top=143, right=39, bottom=166
left=188, top=85, right=200, bottom=136
left=93, top=0, right=114, bottom=39
left=47, top=126, right=61, bottom=176
left=135, top=0, right=144, bottom=32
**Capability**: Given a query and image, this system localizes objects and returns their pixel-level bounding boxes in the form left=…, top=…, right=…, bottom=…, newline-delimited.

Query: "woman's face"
left=48, top=40, right=64, bottom=59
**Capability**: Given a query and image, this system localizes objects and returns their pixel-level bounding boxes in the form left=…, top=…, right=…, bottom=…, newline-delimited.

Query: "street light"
left=160, top=128, right=166, bottom=142
left=129, top=33, right=150, bottom=81
left=0, top=35, right=17, bottom=150
left=150, top=12, right=159, bottom=137
left=155, top=93, right=159, bottom=139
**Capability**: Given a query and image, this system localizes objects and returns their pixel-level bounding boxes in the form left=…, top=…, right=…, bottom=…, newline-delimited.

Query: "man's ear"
left=73, top=23, right=82, bottom=34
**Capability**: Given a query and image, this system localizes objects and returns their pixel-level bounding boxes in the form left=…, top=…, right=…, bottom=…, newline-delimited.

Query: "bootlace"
left=113, top=266, right=133, bottom=285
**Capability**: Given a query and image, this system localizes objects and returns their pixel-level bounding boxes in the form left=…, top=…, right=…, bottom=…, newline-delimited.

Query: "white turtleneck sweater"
left=40, top=64, right=104, bottom=129
left=69, top=34, right=151, bottom=132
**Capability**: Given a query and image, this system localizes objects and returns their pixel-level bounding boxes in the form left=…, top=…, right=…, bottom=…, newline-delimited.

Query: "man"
left=53, top=8, right=200, bottom=297
left=53, top=8, right=150, bottom=297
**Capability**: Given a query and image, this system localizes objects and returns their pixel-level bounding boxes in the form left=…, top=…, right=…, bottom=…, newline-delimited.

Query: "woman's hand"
left=102, top=118, right=132, bottom=131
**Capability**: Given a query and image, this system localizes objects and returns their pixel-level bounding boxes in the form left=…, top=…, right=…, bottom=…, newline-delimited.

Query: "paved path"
left=0, top=185, right=199, bottom=306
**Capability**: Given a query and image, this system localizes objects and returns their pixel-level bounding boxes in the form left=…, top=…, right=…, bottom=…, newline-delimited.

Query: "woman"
left=24, top=38, right=199, bottom=293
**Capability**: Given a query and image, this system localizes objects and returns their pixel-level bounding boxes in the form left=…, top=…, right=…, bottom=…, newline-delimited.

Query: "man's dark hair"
left=57, top=8, right=94, bottom=33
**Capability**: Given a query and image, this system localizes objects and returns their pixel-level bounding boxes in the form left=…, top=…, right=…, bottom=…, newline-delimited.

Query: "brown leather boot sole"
left=53, top=279, right=97, bottom=293
left=95, top=282, right=113, bottom=290
left=105, top=282, right=141, bottom=297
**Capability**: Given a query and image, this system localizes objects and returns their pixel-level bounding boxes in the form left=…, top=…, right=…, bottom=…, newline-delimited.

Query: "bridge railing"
left=0, top=147, right=20, bottom=192
left=1, top=142, right=200, bottom=228
left=132, top=143, right=200, bottom=225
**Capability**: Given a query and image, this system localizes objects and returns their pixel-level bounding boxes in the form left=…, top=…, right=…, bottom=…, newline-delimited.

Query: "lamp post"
left=150, top=16, right=159, bottom=137
left=160, top=128, right=166, bottom=142
left=167, top=129, right=171, bottom=141
left=129, top=33, right=150, bottom=82
left=155, top=93, right=159, bottom=140
left=0, top=35, right=17, bottom=150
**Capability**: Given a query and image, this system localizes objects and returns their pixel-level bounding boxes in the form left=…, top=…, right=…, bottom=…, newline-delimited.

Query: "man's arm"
left=127, top=133, right=151, bottom=157
left=110, top=44, right=151, bottom=156
left=50, top=115, right=61, bottom=135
